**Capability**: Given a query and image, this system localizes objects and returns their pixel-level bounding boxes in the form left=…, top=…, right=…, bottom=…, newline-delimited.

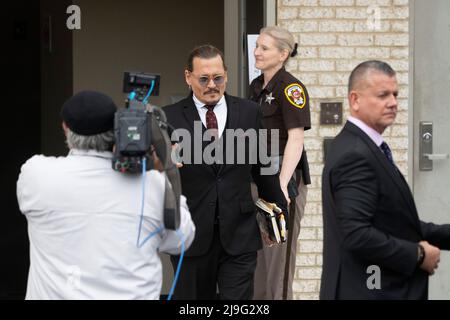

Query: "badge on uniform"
left=284, top=83, right=306, bottom=109
left=265, top=92, right=275, bottom=105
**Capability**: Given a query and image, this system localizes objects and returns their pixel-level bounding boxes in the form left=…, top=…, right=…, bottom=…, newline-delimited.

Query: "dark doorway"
left=2, top=0, right=229, bottom=299
left=246, top=0, right=264, bottom=35
left=1, top=1, right=41, bottom=299
left=1, top=0, right=73, bottom=299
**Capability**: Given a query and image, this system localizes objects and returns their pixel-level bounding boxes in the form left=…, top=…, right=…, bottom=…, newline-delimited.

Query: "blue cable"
left=167, top=229, right=185, bottom=301
left=142, top=80, right=155, bottom=105
left=135, top=145, right=185, bottom=300
left=137, top=157, right=163, bottom=248
left=136, top=157, right=148, bottom=247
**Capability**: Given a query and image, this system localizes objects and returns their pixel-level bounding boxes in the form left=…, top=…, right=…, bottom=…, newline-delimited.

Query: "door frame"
left=408, top=0, right=415, bottom=189
left=224, top=0, right=277, bottom=98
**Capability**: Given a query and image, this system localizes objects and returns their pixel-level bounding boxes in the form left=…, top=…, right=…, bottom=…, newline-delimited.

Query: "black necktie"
left=380, top=142, right=395, bottom=166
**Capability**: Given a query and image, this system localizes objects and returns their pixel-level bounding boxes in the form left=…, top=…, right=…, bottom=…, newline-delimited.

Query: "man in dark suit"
left=164, top=45, right=286, bottom=299
left=320, top=60, right=450, bottom=300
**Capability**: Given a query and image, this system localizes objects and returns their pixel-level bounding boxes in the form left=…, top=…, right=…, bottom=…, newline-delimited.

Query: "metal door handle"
left=424, top=153, right=449, bottom=160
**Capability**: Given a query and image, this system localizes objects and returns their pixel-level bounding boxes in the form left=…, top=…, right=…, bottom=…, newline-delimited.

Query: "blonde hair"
left=260, top=26, right=297, bottom=63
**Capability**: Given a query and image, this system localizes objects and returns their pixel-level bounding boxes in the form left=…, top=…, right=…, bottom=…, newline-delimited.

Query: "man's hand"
left=152, top=150, right=164, bottom=172
left=152, top=143, right=183, bottom=172
left=419, top=240, right=440, bottom=275
left=171, top=143, right=183, bottom=168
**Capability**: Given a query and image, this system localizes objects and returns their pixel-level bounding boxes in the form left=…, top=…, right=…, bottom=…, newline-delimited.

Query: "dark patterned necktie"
left=205, top=105, right=218, bottom=137
left=380, top=142, right=395, bottom=166
left=205, top=105, right=219, bottom=170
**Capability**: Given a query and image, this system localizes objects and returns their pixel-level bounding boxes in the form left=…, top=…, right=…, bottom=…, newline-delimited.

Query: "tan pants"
left=252, top=177, right=307, bottom=300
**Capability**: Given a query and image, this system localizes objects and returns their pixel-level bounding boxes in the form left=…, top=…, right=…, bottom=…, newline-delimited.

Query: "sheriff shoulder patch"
left=284, top=83, right=306, bottom=109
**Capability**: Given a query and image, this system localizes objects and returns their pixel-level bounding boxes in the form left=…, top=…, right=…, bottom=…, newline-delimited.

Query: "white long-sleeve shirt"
left=16, top=149, right=195, bottom=300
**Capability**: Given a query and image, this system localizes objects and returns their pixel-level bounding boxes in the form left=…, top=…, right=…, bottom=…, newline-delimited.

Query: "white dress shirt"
left=348, top=116, right=383, bottom=147
left=192, top=94, right=227, bottom=138
left=17, top=149, right=195, bottom=300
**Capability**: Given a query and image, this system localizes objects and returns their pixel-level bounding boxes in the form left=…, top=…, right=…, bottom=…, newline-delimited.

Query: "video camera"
left=112, top=72, right=161, bottom=173
left=113, top=72, right=180, bottom=230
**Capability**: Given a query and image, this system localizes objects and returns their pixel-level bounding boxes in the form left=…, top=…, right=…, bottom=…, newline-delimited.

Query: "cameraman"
left=16, top=91, right=195, bottom=300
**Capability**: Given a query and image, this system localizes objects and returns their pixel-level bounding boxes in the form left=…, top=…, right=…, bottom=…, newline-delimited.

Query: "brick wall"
left=277, top=0, right=410, bottom=300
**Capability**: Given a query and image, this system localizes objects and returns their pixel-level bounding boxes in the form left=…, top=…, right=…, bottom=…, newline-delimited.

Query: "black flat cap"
left=61, top=91, right=117, bottom=135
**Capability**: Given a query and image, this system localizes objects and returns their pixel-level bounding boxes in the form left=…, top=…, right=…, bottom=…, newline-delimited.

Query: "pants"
left=252, top=174, right=307, bottom=300
left=170, top=224, right=257, bottom=300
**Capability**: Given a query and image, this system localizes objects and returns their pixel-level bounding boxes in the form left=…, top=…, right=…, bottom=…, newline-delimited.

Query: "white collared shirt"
left=348, top=116, right=384, bottom=147
left=17, top=149, right=195, bottom=300
left=192, top=94, right=227, bottom=138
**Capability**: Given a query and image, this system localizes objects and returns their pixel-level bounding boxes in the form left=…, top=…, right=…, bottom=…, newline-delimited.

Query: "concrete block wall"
left=277, top=0, right=410, bottom=299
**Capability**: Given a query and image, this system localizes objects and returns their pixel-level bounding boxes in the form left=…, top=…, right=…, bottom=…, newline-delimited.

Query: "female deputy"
left=250, top=26, right=311, bottom=300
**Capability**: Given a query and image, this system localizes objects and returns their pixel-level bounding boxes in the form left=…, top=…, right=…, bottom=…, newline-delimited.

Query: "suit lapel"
left=225, top=93, right=240, bottom=131
left=344, top=122, right=421, bottom=230
left=181, top=96, right=202, bottom=132
left=180, top=96, right=215, bottom=176
left=217, top=94, right=240, bottom=176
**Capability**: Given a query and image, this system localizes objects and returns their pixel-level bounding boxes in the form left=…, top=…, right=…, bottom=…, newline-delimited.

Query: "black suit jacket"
left=164, top=93, right=286, bottom=257
left=320, top=121, right=450, bottom=300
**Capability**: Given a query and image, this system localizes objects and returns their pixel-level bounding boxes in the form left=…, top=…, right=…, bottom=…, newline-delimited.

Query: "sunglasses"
left=190, top=73, right=226, bottom=87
